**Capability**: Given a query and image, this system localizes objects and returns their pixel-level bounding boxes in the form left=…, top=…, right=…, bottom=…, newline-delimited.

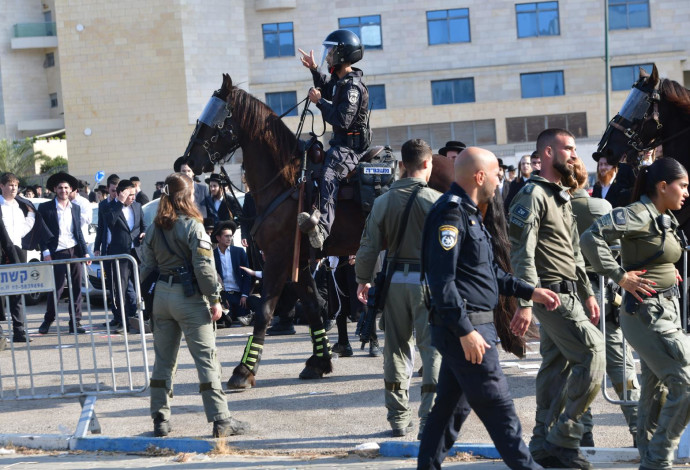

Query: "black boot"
left=69, top=321, right=86, bottom=334
left=543, top=441, right=592, bottom=470
left=369, top=337, right=382, bottom=357
left=580, top=431, right=594, bottom=447
left=38, top=320, right=53, bottom=335
left=213, top=417, right=249, bottom=437
left=153, top=413, right=171, bottom=437
left=13, top=330, right=31, bottom=343
left=266, top=320, right=295, bottom=336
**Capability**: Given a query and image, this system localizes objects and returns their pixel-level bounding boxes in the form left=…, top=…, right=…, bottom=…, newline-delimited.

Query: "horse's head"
left=182, top=73, right=239, bottom=174
left=597, top=64, right=661, bottom=166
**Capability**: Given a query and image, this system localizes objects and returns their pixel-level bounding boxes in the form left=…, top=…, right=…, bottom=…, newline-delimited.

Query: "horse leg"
left=295, top=265, right=334, bottom=380
left=227, top=262, right=288, bottom=390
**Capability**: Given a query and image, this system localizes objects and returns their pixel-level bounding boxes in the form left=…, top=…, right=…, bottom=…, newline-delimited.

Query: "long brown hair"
left=154, top=173, right=203, bottom=230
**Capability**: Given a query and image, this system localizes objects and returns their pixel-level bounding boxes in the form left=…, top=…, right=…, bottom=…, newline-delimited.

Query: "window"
left=520, top=71, right=564, bottom=98
left=516, top=2, right=560, bottom=38
left=609, top=0, right=650, bottom=30
left=506, top=112, right=587, bottom=143
left=262, top=22, right=294, bottom=58
left=339, top=15, right=382, bottom=49
left=427, top=9, right=470, bottom=45
left=611, top=63, right=653, bottom=91
left=368, top=85, right=386, bottom=110
left=266, top=91, right=297, bottom=117
left=44, top=52, right=55, bottom=68
left=431, top=78, right=475, bottom=105
left=49, top=93, right=58, bottom=108
left=371, top=119, right=496, bottom=151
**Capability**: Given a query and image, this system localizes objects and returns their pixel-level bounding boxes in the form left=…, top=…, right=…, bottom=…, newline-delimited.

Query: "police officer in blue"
left=298, top=30, right=370, bottom=249
left=418, top=147, right=560, bottom=470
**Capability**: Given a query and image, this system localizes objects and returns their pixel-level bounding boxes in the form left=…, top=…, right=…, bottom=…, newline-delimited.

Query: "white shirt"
left=213, top=198, right=222, bottom=212
left=42, top=199, right=77, bottom=256
left=218, top=246, right=241, bottom=293
left=71, top=193, right=92, bottom=240
left=107, top=203, right=135, bottom=247
left=0, top=195, right=35, bottom=247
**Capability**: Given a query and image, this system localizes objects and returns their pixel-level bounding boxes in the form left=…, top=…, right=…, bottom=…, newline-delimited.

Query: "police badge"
left=439, top=225, right=459, bottom=251
left=347, top=89, right=359, bottom=104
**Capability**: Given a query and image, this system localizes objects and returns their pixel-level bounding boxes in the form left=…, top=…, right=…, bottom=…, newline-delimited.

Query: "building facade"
left=3, top=0, right=689, bottom=186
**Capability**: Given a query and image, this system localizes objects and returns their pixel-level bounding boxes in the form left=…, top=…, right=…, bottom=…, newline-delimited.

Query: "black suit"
left=504, top=176, right=529, bottom=214
left=105, top=200, right=146, bottom=323
left=38, top=199, right=88, bottom=324
left=135, top=191, right=150, bottom=205
left=591, top=163, right=636, bottom=209
left=94, top=198, right=115, bottom=255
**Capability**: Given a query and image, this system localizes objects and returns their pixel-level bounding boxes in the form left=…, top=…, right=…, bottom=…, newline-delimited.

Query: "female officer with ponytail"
left=140, top=172, right=248, bottom=438
left=581, top=158, right=690, bottom=470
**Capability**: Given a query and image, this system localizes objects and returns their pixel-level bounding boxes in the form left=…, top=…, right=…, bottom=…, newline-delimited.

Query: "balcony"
left=11, top=22, right=58, bottom=50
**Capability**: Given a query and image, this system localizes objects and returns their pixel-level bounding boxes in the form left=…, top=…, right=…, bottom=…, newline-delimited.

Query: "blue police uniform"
left=418, top=183, right=541, bottom=470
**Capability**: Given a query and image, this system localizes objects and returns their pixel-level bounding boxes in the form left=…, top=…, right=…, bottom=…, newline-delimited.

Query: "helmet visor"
left=199, top=96, right=229, bottom=127
left=320, top=43, right=336, bottom=74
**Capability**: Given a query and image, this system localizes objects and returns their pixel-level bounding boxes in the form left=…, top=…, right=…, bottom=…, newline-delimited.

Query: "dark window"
left=339, top=15, right=382, bottom=49
left=368, top=84, right=386, bottom=110
left=506, top=112, right=587, bottom=143
left=262, top=22, right=294, bottom=58
left=427, top=9, right=470, bottom=45
left=611, top=64, right=653, bottom=91
left=516, top=2, right=560, bottom=38
left=520, top=71, right=564, bottom=98
left=50, top=93, right=58, bottom=108
left=265, top=91, right=298, bottom=117
left=431, top=78, right=475, bottom=105
left=609, top=0, right=650, bottom=30
left=44, top=52, right=55, bottom=68
left=371, top=119, right=496, bottom=151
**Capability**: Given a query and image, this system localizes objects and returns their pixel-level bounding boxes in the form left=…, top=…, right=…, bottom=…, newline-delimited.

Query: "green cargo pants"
left=581, top=281, right=639, bottom=438
left=621, top=294, right=690, bottom=470
left=149, top=280, right=231, bottom=423
left=529, top=291, right=605, bottom=456
left=382, top=271, right=441, bottom=433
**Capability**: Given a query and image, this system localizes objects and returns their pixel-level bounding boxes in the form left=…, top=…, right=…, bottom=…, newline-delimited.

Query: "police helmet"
left=320, top=29, right=363, bottom=72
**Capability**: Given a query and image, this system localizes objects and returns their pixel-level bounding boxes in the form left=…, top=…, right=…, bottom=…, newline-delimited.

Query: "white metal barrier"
left=0, top=254, right=150, bottom=438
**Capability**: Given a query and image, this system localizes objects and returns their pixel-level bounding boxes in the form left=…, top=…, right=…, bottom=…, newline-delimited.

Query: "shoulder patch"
left=347, top=88, right=359, bottom=104
left=439, top=225, right=459, bottom=251
left=524, top=184, right=535, bottom=194
left=612, top=208, right=628, bottom=228
left=198, top=232, right=213, bottom=250
left=598, top=213, right=612, bottom=228
left=448, top=195, right=460, bottom=207
left=510, top=216, right=525, bottom=228
left=512, top=204, right=531, bottom=221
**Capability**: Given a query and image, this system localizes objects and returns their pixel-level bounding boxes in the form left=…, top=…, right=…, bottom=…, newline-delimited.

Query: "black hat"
left=173, top=156, right=187, bottom=172
left=46, top=172, right=80, bottom=192
left=507, top=165, right=516, bottom=172
left=205, top=173, right=223, bottom=185
left=438, top=140, right=466, bottom=156
left=498, top=158, right=508, bottom=169
left=213, top=220, right=237, bottom=239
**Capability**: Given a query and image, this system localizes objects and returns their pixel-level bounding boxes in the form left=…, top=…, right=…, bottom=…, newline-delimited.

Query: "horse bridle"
left=605, top=83, right=662, bottom=155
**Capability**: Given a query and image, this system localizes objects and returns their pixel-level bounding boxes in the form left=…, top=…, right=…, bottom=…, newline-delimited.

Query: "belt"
left=158, top=273, right=182, bottom=284
left=394, top=262, right=421, bottom=272
left=544, top=279, right=577, bottom=294
left=467, top=311, right=493, bottom=326
left=648, top=285, right=679, bottom=299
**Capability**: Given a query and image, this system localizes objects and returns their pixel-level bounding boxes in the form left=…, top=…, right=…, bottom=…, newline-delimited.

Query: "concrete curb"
left=379, top=441, right=641, bottom=464
left=0, top=434, right=71, bottom=451
left=70, top=436, right=216, bottom=453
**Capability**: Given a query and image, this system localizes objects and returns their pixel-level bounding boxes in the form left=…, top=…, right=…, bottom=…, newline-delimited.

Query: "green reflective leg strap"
left=309, top=327, right=332, bottom=358
left=240, top=335, right=264, bottom=373
left=421, top=384, right=437, bottom=394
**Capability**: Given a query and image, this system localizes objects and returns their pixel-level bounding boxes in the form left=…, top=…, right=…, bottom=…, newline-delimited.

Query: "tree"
left=40, top=156, right=68, bottom=174
left=0, top=138, right=49, bottom=178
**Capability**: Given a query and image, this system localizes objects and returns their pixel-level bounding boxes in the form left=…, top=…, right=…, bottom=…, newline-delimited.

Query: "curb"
left=70, top=436, right=216, bottom=453
left=379, top=441, right=640, bottom=463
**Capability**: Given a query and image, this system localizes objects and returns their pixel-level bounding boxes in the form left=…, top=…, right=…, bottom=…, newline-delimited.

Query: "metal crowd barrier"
left=598, top=245, right=690, bottom=406
left=0, top=254, right=150, bottom=438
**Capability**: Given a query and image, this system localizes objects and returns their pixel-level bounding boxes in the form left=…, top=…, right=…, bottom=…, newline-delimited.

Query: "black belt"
left=544, top=280, right=577, bottom=294
left=648, top=285, right=680, bottom=299
left=467, top=311, right=493, bottom=326
left=394, top=262, right=421, bottom=272
left=158, top=273, right=182, bottom=284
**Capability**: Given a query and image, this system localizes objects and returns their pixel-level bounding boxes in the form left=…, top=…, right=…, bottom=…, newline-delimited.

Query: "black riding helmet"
left=320, top=29, right=363, bottom=74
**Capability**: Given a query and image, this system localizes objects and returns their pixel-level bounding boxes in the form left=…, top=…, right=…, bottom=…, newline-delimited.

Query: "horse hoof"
left=226, top=367, right=256, bottom=390
left=298, top=366, right=324, bottom=380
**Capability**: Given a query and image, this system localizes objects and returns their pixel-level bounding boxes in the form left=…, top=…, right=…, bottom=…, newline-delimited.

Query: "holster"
left=623, top=292, right=640, bottom=314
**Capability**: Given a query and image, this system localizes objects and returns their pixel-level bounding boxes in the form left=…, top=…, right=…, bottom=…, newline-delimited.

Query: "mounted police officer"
left=298, top=29, right=370, bottom=249
left=418, top=147, right=560, bottom=470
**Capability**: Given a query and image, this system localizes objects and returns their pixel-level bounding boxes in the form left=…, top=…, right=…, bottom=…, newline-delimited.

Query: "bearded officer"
left=508, top=128, right=605, bottom=469
left=418, top=146, right=559, bottom=470
left=297, top=29, right=370, bottom=249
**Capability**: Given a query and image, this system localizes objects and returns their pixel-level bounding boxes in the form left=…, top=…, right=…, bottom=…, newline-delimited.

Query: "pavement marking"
left=517, top=363, right=540, bottom=369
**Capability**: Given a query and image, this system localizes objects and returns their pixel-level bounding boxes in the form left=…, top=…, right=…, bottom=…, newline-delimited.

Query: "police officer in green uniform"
left=508, top=129, right=605, bottom=470
left=581, top=158, right=690, bottom=470
left=140, top=173, right=249, bottom=438
left=569, top=158, right=639, bottom=447
left=355, top=139, right=442, bottom=438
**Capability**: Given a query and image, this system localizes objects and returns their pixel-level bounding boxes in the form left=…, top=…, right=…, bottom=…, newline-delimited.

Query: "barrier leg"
left=75, top=395, right=101, bottom=437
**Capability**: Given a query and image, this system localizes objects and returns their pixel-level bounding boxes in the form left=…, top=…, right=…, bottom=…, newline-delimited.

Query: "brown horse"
left=597, top=64, right=690, bottom=233
left=182, top=74, right=525, bottom=389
